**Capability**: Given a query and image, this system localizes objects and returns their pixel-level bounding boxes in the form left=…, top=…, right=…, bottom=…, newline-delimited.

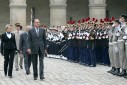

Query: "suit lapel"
left=24, top=32, right=28, bottom=38
left=5, top=33, right=8, bottom=39
left=33, top=28, right=38, bottom=38
left=39, top=28, right=42, bottom=38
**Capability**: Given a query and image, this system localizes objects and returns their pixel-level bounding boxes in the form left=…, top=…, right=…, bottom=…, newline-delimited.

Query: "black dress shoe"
left=40, top=77, right=45, bottom=80
left=16, top=68, right=19, bottom=71
left=26, top=71, right=30, bottom=75
left=28, top=70, right=31, bottom=74
left=8, top=76, right=12, bottom=78
left=5, top=74, right=7, bottom=77
left=20, top=66, right=23, bottom=69
left=34, top=77, right=37, bottom=80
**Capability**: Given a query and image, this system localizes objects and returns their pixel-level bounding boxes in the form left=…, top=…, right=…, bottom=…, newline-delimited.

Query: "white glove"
left=116, top=32, right=120, bottom=36
left=86, top=33, right=90, bottom=36
left=123, top=36, right=127, bottom=39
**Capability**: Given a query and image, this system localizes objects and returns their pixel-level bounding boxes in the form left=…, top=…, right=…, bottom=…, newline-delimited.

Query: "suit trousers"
left=14, top=52, right=23, bottom=69
left=4, top=49, right=15, bottom=76
left=23, top=51, right=31, bottom=73
left=31, top=48, right=44, bottom=78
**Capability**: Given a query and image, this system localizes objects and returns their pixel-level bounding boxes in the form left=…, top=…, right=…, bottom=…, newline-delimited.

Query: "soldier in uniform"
left=101, top=21, right=110, bottom=66
left=95, top=22, right=103, bottom=64
left=78, top=22, right=86, bottom=65
left=112, top=20, right=121, bottom=75
left=71, top=25, right=77, bottom=62
left=89, top=20, right=97, bottom=67
left=107, top=21, right=115, bottom=73
left=118, top=14, right=127, bottom=76
left=123, top=22, right=127, bottom=79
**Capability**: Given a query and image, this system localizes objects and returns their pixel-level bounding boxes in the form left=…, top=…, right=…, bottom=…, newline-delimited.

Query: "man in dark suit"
left=27, top=19, right=47, bottom=80
left=19, top=25, right=31, bottom=75
left=1, top=24, right=17, bottom=78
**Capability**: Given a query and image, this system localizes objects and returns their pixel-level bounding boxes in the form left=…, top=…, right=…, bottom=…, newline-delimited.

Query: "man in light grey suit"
left=27, top=19, right=47, bottom=80
left=19, top=25, right=31, bottom=75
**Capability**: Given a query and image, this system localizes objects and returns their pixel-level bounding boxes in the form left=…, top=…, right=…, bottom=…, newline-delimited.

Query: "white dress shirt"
left=6, top=32, right=11, bottom=39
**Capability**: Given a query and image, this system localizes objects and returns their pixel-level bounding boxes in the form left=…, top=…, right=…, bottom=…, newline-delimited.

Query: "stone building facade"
left=0, top=0, right=127, bottom=34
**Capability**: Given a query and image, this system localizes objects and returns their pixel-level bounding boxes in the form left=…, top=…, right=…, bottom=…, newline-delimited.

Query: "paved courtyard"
left=0, top=54, right=127, bottom=85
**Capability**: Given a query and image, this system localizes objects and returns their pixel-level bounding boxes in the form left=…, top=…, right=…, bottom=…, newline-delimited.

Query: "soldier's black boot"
left=118, top=69, right=126, bottom=77
left=110, top=67, right=116, bottom=75
left=124, top=75, right=127, bottom=79
left=107, top=67, right=114, bottom=73
left=113, top=68, right=120, bottom=76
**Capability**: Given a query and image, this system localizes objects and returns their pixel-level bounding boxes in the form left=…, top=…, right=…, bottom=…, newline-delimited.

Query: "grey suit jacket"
left=27, top=28, right=47, bottom=54
left=19, top=32, right=29, bottom=54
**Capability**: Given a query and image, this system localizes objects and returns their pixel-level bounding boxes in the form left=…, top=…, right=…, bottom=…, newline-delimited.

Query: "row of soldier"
left=46, top=14, right=127, bottom=79
left=107, top=14, right=127, bottom=79
left=47, top=21, right=110, bottom=67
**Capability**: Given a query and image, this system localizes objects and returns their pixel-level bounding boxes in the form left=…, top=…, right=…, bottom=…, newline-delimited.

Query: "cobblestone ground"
left=0, top=54, right=127, bottom=85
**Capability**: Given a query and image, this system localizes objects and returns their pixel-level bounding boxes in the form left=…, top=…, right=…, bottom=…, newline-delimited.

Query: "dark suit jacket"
left=27, top=28, right=47, bottom=54
left=19, top=32, right=29, bottom=54
left=1, top=32, right=17, bottom=54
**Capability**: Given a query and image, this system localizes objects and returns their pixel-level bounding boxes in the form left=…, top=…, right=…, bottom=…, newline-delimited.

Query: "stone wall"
left=106, top=0, right=127, bottom=18
left=0, top=0, right=9, bottom=34
left=0, top=0, right=127, bottom=34
left=26, top=0, right=50, bottom=27
left=67, top=0, right=89, bottom=21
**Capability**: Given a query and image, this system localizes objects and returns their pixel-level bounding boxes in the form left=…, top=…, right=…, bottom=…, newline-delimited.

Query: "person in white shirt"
left=117, top=15, right=127, bottom=77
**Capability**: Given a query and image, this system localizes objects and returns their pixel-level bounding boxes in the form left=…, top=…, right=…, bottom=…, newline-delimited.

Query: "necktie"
left=36, top=29, right=39, bottom=37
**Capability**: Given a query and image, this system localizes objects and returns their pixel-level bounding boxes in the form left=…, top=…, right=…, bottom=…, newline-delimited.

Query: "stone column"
left=9, top=0, right=27, bottom=29
left=89, top=0, right=106, bottom=19
left=49, top=0, right=67, bottom=27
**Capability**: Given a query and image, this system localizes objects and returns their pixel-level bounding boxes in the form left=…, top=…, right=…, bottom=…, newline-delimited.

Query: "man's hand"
left=27, top=49, right=31, bottom=54
left=44, top=50, right=47, bottom=57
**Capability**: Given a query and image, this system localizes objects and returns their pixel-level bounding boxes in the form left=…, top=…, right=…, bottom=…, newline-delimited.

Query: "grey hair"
left=26, top=25, right=32, bottom=29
